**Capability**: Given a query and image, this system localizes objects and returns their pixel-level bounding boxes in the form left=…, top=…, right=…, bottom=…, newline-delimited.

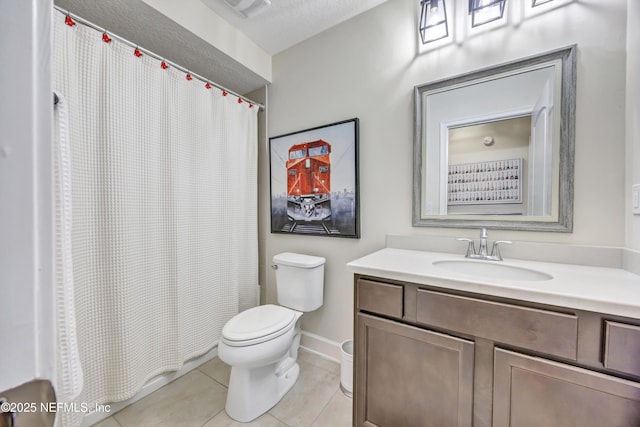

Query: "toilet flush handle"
left=271, top=264, right=278, bottom=270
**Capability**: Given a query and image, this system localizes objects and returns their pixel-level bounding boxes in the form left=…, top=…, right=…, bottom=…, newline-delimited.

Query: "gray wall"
left=264, top=0, right=629, bottom=343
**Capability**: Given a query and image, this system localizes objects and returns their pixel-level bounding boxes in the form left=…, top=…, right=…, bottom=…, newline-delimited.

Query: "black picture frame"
left=269, top=118, right=360, bottom=238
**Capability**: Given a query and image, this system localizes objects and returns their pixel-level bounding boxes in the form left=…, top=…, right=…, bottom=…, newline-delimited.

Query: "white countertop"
left=347, top=248, right=640, bottom=318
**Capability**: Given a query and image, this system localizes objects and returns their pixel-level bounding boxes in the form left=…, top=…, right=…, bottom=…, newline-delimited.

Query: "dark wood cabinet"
left=604, top=321, right=640, bottom=377
left=353, top=275, right=640, bottom=427
left=493, top=348, right=640, bottom=427
left=355, top=313, right=474, bottom=427
left=416, top=289, right=578, bottom=360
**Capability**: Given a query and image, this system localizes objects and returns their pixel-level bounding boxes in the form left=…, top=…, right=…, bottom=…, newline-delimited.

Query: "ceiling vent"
left=223, top=0, right=271, bottom=18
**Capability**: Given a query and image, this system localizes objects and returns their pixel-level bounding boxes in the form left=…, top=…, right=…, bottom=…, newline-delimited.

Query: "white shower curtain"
left=53, top=92, right=84, bottom=405
left=52, top=10, right=258, bottom=426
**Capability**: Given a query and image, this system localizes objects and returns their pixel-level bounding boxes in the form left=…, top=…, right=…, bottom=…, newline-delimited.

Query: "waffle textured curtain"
left=53, top=10, right=258, bottom=426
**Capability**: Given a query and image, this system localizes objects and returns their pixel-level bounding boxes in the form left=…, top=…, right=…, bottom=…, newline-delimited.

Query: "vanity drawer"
left=357, top=279, right=403, bottom=319
left=416, top=289, right=578, bottom=360
left=604, top=321, right=640, bottom=377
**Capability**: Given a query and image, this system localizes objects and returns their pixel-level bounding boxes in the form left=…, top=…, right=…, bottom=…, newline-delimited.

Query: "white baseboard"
left=81, top=346, right=219, bottom=426
left=299, top=330, right=345, bottom=364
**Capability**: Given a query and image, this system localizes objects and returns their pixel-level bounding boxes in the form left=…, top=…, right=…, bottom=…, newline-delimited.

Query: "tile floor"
left=92, top=349, right=352, bottom=427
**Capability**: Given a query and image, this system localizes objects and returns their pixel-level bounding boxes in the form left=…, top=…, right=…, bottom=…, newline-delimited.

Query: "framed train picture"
left=269, top=118, right=360, bottom=238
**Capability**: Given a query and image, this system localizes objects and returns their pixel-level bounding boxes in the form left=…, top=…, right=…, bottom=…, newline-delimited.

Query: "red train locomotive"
left=286, top=139, right=331, bottom=222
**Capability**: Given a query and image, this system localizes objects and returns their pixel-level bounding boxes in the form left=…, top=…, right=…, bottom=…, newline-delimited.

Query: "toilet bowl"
left=217, top=252, right=325, bottom=423
left=218, top=304, right=303, bottom=422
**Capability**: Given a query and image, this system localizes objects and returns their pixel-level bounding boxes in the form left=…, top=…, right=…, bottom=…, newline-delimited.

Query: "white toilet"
left=217, top=252, right=326, bottom=422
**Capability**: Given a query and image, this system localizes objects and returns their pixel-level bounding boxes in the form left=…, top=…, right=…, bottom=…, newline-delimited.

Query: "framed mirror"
left=413, top=45, right=576, bottom=231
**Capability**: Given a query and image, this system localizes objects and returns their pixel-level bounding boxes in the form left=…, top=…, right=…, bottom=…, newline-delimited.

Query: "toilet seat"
left=221, top=305, right=297, bottom=347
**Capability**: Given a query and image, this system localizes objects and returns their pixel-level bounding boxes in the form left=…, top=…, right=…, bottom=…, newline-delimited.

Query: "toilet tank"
left=273, top=252, right=325, bottom=312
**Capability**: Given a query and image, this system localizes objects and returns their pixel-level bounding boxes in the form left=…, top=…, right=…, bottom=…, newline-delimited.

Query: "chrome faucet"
left=478, top=228, right=489, bottom=257
left=457, top=228, right=512, bottom=261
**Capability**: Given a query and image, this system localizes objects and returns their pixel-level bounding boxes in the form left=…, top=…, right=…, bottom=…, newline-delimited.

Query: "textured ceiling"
left=199, top=0, right=389, bottom=55
left=53, top=0, right=388, bottom=96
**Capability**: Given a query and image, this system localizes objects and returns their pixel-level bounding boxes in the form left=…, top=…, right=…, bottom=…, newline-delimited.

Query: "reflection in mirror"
left=447, top=117, right=531, bottom=216
left=413, top=46, right=576, bottom=231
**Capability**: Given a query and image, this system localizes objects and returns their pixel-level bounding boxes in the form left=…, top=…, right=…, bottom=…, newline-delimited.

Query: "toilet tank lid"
left=273, top=252, right=326, bottom=268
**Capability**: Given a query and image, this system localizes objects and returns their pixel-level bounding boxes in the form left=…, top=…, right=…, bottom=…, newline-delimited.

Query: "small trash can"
left=340, top=339, right=353, bottom=397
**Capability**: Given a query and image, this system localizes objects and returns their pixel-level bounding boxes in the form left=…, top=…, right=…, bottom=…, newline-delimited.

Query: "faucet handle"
left=457, top=238, right=476, bottom=258
left=491, top=240, right=512, bottom=261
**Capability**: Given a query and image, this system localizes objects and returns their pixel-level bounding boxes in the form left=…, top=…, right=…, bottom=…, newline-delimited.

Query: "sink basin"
left=432, top=259, right=553, bottom=282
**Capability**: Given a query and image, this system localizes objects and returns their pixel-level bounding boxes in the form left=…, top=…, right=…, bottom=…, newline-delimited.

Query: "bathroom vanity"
left=347, top=248, right=640, bottom=427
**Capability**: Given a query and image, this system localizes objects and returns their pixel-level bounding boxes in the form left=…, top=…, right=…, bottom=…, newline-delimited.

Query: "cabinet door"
left=494, top=348, right=640, bottom=427
left=355, top=313, right=474, bottom=427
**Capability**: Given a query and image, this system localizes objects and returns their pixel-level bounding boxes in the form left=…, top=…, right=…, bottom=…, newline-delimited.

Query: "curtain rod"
left=53, top=5, right=265, bottom=110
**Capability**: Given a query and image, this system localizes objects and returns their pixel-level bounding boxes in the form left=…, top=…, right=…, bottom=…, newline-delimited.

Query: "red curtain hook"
left=161, top=61, right=168, bottom=70
left=102, top=32, right=112, bottom=43
left=205, top=82, right=212, bottom=89
left=237, top=98, right=243, bottom=104
left=186, top=73, right=193, bottom=81
left=222, top=91, right=228, bottom=97
left=134, top=48, right=143, bottom=57
left=65, top=14, right=76, bottom=27
left=249, top=104, right=254, bottom=108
